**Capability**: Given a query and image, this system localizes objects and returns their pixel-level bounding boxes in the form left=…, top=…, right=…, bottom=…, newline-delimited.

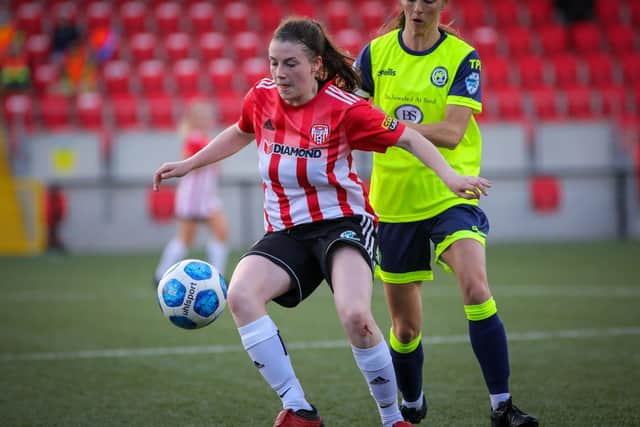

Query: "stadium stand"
left=1, top=0, right=639, bottom=249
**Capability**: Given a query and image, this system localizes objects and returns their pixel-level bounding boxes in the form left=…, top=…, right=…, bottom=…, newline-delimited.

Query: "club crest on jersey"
left=310, top=124, right=330, bottom=144
left=381, top=115, right=399, bottom=131
left=431, top=66, right=449, bottom=87
left=465, top=72, right=480, bottom=95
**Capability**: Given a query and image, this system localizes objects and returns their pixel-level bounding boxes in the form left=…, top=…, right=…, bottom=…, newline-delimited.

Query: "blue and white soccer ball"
left=156, top=259, right=227, bottom=330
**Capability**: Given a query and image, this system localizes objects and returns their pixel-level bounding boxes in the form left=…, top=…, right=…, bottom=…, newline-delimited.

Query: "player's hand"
left=153, top=160, right=191, bottom=191
left=446, top=175, right=492, bottom=199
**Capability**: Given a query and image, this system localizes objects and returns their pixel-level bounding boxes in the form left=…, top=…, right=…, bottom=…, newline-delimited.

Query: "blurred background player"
left=154, top=17, right=490, bottom=427
left=154, top=101, right=229, bottom=283
left=355, top=1, right=538, bottom=426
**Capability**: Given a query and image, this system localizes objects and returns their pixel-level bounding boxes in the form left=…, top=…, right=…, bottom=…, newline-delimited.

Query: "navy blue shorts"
left=377, top=204, right=489, bottom=284
left=243, top=215, right=377, bottom=308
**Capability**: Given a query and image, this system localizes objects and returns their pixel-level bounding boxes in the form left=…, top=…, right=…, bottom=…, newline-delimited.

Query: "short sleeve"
left=344, top=102, right=405, bottom=152
left=448, top=50, right=482, bottom=113
left=237, top=88, right=256, bottom=134
left=355, top=44, right=374, bottom=97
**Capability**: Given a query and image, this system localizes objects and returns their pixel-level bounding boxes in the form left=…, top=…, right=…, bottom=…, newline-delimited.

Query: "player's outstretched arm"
left=153, top=124, right=254, bottom=191
left=395, top=127, right=491, bottom=199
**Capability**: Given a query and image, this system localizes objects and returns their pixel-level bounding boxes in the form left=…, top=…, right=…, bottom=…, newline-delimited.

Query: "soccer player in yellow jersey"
left=355, top=1, right=539, bottom=426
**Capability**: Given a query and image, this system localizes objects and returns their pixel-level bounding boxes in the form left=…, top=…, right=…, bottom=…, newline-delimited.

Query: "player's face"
left=268, top=39, right=322, bottom=106
left=401, top=0, right=446, bottom=29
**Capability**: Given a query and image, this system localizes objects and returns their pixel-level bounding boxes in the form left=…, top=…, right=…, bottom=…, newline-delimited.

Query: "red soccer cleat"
left=392, top=421, right=415, bottom=426
left=273, top=405, right=324, bottom=427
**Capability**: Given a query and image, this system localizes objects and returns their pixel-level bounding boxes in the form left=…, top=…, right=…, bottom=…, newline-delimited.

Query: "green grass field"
left=1, top=241, right=639, bottom=426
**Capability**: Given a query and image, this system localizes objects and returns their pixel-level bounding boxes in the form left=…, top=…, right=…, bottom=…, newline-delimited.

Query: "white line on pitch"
left=2, top=326, right=640, bottom=362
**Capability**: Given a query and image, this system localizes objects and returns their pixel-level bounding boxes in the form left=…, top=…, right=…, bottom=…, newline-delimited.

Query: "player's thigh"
left=330, top=244, right=374, bottom=315
left=229, top=254, right=291, bottom=305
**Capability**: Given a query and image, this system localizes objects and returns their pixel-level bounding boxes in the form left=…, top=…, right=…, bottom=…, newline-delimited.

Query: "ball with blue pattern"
left=156, top=259, right=227, bottom=330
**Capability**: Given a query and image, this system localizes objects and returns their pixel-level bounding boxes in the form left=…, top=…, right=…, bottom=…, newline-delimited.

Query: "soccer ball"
left=156, top=259, right=227, bottom=330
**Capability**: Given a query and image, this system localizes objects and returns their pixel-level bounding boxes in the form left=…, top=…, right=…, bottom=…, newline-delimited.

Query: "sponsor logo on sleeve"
left=381, top=115, right=399, bottom=131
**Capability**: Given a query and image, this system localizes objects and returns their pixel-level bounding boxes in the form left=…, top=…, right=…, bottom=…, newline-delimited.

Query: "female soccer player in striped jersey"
left=355, top=1, right=538, bottom=426
left=154, top=101, right=229, bottom=283
left=154, top=17, right=489, bottom=427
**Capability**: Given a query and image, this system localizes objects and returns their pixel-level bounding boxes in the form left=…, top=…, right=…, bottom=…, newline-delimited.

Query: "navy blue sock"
left=390, top=344, right=424, bottom=402
left=468, top=313, right=510, bottom=394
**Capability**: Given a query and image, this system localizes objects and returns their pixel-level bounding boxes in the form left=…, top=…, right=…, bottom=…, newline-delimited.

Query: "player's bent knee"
left=226, top=281, right=261, bottom=317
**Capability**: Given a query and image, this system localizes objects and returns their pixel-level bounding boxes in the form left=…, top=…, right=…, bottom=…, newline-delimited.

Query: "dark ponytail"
left=273, top=17, right=361, bottom=92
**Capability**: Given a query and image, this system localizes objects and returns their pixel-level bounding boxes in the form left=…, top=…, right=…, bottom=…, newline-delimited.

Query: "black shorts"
left=242, top=215, right=377, bottom=308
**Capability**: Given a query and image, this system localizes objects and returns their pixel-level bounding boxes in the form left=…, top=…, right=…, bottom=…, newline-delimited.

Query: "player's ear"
left=311, top=55, right=323, bottom=76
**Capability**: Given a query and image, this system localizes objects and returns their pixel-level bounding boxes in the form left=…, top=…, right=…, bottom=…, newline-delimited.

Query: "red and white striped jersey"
left=237, top=79, right=405, bottom=232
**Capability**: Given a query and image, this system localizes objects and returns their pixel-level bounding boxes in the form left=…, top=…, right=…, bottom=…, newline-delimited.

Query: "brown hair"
left=380, top=7, right=460, bottom=37
left=273, top=17, right=361, bottom=92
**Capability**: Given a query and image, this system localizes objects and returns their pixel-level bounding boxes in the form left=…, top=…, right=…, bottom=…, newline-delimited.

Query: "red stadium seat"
left=597, top=84, right=628, bottom=117
left=335, top=29, right=364, bottom=57
left=223, top=2, right=249, bottom=33
left=76, top=92, right=104, bottom=130
left=550, top=54, right=581, bottom=90
left=605, top=26, right=635, bottom=56
left=516, top=55, right=546, bottom=90
left=172, top=58, right=201, bottom=97
left=138, top=59, right=167, bottom=96
left=120, top=1, right=147, bottom=36
left=215, top=91, right=244, bottom=126
left=523, top=0, right=554, bottom=27
left=505, top=27, right=532, bottom=58
left=3, top=94, right=34, bottom=129
left=16, top=3, right=44, bottom=35
left=458, top=2, right=487, bottom=29
left=471, top=27, right=499, bottom=59
left=361, top=1, right=385, bottom=38
left=291, top=1, right=315, bottom=18
left=39, top=94, right=72, bottom=129
left=594, top=0, right=623, bottom=26
left=493, top=0, right=522, bottom=28
left=621, top=53, right=640, bottom=86
left=32, top=63, right=59, bottom=94
left=530, top=175, right=561, bottom=214
left=25, top=34, right=51, bottom=67
left=146, top=95, right=176, bottom=129
left=584, top=53, right=614, bottom=88
left=495, top=87, right=525, bottom=121
left=631, top=2, right=640, bottom=27
left=86, top=1, right=112, bottom=29
left=232, top=31, right=260, bottom=62
left=198, top=32, right=226, bottom=62
left=207, top=58, right=235, bottom=93
left=483, top=56, right=510, bottom=90
left=164, top=32, right=191, bottom=64
left=154, top=1, right=181, bottom=34
left=538, top=24, right=568, bottom=57
left=564, top=86, right=595, bottom=119
left=111, top=94, right=141, bottom=129
left=325, top=1, right=352, bottom=32
left=129, top=33, right=157, bottom=64
left=188, top=2, right=216, bottom=35
left=148, top=185, right=175, bottom=223
left=240, top=57, right=269, bottom=90
left=256, top=1, right=281, bottom=35
left=529, top=87, right=561, bottom=121
left=103, top=60, right=131, bottom=96
left=569, top=22, right=602, bottom=55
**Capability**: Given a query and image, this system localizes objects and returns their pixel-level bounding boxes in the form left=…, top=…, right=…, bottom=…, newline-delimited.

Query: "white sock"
left=402, top=391, right=424, bottom=408
left=352, top=340, right=403, bottom=427
left=239, top=315, right=312, bottom=411
left=155, top=238, right=187, bottom=281
left=206, top=239, right=229, bottom=277
left=490, top=393, right=511, bottom=411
